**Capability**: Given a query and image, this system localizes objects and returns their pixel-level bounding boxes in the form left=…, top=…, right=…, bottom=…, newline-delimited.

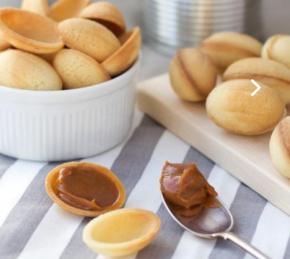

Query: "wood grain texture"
left=137, top=73, right=290, bottom=216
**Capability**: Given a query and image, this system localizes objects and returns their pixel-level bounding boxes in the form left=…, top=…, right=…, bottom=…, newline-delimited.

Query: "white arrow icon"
left=250, top=79, right=262, bottom=96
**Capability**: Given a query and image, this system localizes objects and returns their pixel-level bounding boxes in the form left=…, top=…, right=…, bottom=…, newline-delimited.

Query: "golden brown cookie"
left=21, top=0, right=49, bottom=16
left=201, top=32, right=262, bottom=73
left=270, top=117, right=290, bottom=178
left=206, top=79, right=285, bottom=135
left=53, top=49, right=110, bottom=89
left=83, top=208, right=161, bottom=257
left=45, top=162, right=126, bottom=217
left=49, top=0, right=90, bottom=22
left=58, top=18, right=120, bottom=62
left=102, top=27, right=141, bottom=77
left=0, top=8, right=63, bottom=54
left=169, top=48, right=218, bottom=102
left=0, top=49, right=62, bottom=90
left=223, top=57, right=290, bottom=104
left=262, top=35, right=290, bottom=69
left=80, top=1, right=126, bottom=36
left=0, top=36, right=9, bottom=51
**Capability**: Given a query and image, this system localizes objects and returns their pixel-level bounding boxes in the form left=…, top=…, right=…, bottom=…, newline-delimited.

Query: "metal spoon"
left=161, top=194, right=270, bottom=259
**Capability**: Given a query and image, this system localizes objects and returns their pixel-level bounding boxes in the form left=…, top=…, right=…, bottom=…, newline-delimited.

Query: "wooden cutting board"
left=137, top=73, right=290, bottom=216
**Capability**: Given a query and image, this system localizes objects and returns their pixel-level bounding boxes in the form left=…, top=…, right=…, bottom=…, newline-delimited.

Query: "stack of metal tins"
left=142, top=0, right=262, bottom=55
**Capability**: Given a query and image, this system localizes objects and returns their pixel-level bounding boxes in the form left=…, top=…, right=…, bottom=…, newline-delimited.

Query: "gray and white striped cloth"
left=1, top=109, right=290, bottom=259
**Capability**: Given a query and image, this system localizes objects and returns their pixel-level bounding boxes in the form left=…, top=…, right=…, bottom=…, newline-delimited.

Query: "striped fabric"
left=0, top=2, right=290, bottom=257
left=1, top=110, right=290, bottom=259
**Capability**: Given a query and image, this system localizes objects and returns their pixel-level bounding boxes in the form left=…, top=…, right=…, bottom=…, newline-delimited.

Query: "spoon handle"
left=214, top=232, right=270, bottom=259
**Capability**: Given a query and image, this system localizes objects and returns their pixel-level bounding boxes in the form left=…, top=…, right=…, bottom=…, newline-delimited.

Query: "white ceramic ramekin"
left=0, top=60, right=139, bottom=161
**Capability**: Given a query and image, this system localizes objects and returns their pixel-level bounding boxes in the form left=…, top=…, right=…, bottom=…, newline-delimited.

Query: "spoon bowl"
left=161, top=194, right=269, bottom=259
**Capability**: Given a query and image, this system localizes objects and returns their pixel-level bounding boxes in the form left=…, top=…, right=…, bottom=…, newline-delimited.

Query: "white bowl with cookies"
left=0, top=3, right=141, bottom=161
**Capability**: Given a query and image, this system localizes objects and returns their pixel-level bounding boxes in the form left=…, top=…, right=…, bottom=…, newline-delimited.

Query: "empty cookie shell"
left=102, top=27, right=141, bottom=77
left=53, top=49, right=110, bottom=89
left=80, top=1, right=126, bottom=36
left=49, top=0, right=90, bottom=22
left=21, top=0, right=49, bottom=16
left=83, top=208, right=161, bottom=257
left=0, top=8, right=63, bottom=54
left=0, top=49, right=62, bottom=90
left=45, top=162, right=126, bottom=217
left=58, top=18, right=120, bottom=62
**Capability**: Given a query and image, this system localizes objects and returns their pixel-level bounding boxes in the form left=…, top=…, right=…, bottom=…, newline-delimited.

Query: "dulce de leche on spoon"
left=160, top=162, right=269, bottom=259
left=45, top=162, right=126, bottom=217
left=160, top=162, right=220, bottom=219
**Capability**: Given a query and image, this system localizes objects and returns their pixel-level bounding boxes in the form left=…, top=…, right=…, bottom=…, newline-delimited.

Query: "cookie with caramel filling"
left=45, top=162, right=126, bottom=217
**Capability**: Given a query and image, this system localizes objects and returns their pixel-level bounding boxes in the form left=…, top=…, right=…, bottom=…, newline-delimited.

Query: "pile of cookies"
left=169, top=32, right=290, bottom=178
left=0, top=0, right=141, bottom=90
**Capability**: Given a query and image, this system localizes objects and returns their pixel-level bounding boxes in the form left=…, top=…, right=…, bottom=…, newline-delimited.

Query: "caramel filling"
left=56, top=165, right=119, bottom=211
left=160, top=162, right=219, bottom=218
